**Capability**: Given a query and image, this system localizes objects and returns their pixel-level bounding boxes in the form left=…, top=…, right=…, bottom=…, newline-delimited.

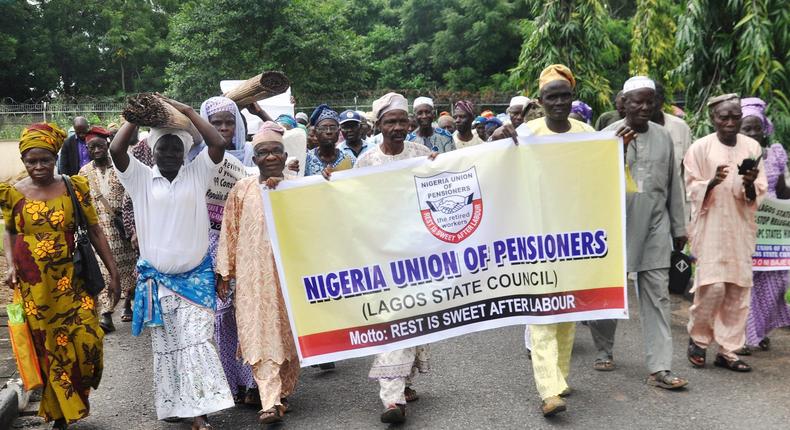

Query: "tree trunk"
left=120, top=61, right=126, bottom=93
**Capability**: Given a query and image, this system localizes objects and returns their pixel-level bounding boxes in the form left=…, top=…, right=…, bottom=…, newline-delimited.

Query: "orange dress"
left=0, top=176, right=104, bottom=424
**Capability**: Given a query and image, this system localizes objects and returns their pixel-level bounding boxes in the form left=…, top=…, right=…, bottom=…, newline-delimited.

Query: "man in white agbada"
left=110, top=95, right=234, bottom=429
left=354, top=92, right=438, bottom=424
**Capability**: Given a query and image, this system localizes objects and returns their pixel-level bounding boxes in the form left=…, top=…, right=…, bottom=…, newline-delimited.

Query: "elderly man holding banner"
left=520, top=65, right=594, bottom=417
left=215, top=122, right=301, bottom=424
left=588, top=76, right=689, bottom=390
left=353, top=93, right=438, bottom=424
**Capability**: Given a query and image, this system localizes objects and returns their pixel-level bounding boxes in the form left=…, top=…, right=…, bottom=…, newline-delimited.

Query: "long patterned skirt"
left=215, top=294, right=257, bottom=396
left=151, top=295, right=234, bottom=419
left=746, top=271, right=790, bottom=346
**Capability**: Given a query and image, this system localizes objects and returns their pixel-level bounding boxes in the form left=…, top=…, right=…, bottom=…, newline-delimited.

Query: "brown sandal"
left=647, top=370, right=688, bottom=390
left=404, top=387, right=419, bottom=402
left=593, top=358, right=615, bottom=371
left=258, top=406, right=284, bottom=424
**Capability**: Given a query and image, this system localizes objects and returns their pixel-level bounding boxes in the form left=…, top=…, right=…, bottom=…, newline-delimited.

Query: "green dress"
left=0, top=175, right=104, bottom=424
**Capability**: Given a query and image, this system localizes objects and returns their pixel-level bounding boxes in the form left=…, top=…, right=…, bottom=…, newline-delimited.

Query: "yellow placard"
left=263, top=133, right=627, bottom=366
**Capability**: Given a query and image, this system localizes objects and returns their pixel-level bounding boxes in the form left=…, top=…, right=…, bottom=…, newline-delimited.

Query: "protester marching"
left=2, top=5, right=789, bottom=429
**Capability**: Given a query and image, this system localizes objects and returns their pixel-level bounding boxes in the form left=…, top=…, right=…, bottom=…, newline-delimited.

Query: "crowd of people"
left=1, top=63, right=787, bottom=429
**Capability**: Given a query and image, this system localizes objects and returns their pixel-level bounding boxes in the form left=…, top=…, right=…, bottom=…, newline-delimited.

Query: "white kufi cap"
left=622, top=76, right=656, bottom=94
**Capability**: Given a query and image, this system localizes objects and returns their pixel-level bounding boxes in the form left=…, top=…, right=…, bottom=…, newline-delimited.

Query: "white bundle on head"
left=147, top=127, right=194, bottom=161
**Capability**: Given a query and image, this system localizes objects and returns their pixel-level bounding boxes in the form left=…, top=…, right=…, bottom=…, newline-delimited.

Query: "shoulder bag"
left=63, top=175, right=106, bottom=296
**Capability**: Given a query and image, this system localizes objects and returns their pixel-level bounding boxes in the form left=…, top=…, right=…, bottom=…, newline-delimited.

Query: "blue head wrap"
left=276, top=114, right=298, bottom=129
left=570, top=100, right=593, bottom=124
left=309, top=104, right=340, bottom=126
left=485, top=117, right=503, bottom=128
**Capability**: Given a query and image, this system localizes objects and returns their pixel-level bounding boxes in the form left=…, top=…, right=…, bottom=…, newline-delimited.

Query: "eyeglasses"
left=315, top=125, right=339, bottom=133
left=254, top=148, right=285, bottom=157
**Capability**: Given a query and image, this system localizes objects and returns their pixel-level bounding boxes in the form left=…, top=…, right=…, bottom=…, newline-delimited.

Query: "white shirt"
left=116, top=149, right=219, bottom=275
left=453, top=130, right=483, bottom=148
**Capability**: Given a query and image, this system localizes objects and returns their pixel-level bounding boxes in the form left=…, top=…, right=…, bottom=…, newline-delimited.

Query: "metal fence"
left=0, top=98, right=514, bottom=138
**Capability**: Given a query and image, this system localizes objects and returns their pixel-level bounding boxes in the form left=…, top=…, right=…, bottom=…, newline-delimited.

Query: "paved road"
left=11, top=289, right=790, bottom=429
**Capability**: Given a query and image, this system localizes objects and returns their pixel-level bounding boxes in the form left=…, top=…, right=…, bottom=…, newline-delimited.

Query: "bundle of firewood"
left=122, top=93, right=192, bottom=129
left=223, top=71, right=290, bottom=107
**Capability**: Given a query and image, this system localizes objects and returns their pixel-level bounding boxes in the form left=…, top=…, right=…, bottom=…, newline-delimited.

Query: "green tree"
left=100, top=0, right=172, bottom=95
left=39, top=0, right=113, bottom=96
left=673, top=0, right=790, bottom=141
left=432, top=0, right=528, bottom=92
left=509, top=0, right=620, bottom=117
left=166, top=0, right=282, bottom=101
left=0, top=2, right=58, bottom=100
left=395, top=0, right=457, bottom=87
left=629, top=0, right=681, bottom=96
left=265, top=0, right=369, bottom=98
left=166, top=0, right=368, bottom=102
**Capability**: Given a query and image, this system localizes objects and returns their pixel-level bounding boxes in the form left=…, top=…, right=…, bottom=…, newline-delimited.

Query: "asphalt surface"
left=11, top=288, right=790, bottom=430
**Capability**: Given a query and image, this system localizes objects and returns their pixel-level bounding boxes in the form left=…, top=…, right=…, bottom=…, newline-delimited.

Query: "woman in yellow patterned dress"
left=1, top=123, right=120, bottom=429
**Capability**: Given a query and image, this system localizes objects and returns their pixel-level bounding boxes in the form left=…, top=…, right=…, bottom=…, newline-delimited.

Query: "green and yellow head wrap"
left=19, top=123, right=67, bottom=155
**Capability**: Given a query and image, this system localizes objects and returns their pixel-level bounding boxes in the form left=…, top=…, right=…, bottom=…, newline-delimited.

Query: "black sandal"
left=713, top=354, right=752, bottom=372
left=404, top=387, right=419, bottom=402
left=734, top=346, right=752, bottom=356
left=759, top=337, right=771, bottom=351
left=244, top=388, right=261, bottom=406
left=380, top=404, right=406, bottom=424
left=687, top=338, right=706, bottom=368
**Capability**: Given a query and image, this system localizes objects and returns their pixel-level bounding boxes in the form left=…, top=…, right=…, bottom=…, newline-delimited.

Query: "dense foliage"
left=673, top=0, right=790, bottom=141
left=1, top=0, right=787, bottom=141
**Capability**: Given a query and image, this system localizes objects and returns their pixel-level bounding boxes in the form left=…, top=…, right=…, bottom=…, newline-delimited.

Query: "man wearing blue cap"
left=338, top=110, right=375, bottom=159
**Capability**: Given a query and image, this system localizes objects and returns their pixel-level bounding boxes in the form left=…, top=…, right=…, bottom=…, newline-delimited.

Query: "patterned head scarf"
left=538, top=64, right=576, bottom=90
left=570, top=101, right=593, bottom=124
left=309, top=104, right=340, bottom=126
left=199, top=96, right=246, bottom=150
left=252, top=121, right=285, bottom=146
left=707, top=93, right=740, bottom=109
left=19, top=123, right=67, bottom=155
left=84, top=126, right=112, bottom=143
left=372, top=93, right=408, bottom=121
left=454, top=100, right=475, bottom=117
left=741, top=97, right=773, bottom=136
left=146, top=127, right=194, bottom=162
left=275, top=114, right=298, bottom=130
